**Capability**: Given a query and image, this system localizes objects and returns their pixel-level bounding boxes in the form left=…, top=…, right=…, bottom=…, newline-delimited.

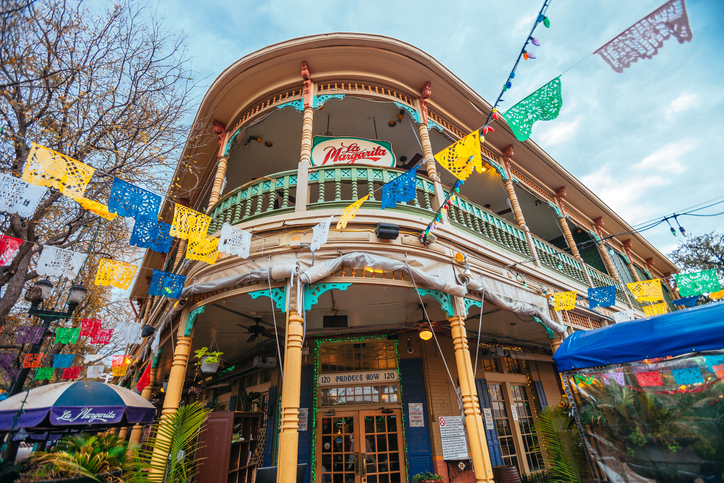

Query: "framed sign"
left=317, top=369, right=398, bottom=386
left=311, top=136, right=396, bottom=167
left=438, top=416, right=469, bottom=460
left=408, top=403, right=425, bottom=427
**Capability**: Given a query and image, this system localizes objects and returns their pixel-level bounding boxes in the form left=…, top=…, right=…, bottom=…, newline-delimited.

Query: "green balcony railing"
left=307, top=166, right=437, bottom=214
left=207, top=170, right=298, bottom=233
left=446, top=190, right=530, bottom=258
left=530, top=237, right=588, bottom=285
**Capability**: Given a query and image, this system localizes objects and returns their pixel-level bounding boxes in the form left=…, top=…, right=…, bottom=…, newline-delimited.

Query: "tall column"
left=448, top=298, right=494, bottom=482
left=594, top=218, right=620, bottom=281
left=295, top=62, right=314, bottom=213
left=501, top=146, right=540, bottom=268
left=556, top=187, right=594, bottom=287
left=149, top=309, right=193, bottom=480
left=276, top=310, right=305, bottom=483
left=417, top=82, right=446, bottom=216
left=207, top=156, right=229, bottom=209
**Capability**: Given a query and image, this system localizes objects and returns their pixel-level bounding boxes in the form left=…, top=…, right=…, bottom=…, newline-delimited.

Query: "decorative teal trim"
left=427, top=119, right=444, bottom=132
left=249, top=287, right=287, bottom=312
left=152, top=348, right=162, bottom=369
left=532, top=316, right=556, bottom=340
left=488, top=160, right=508, bottom=180
left=589, top=230, right=602, bottom=244
left=416, top=289, right=454, bottom=318
left=223, top=129, right=241, bottom=157
left=463, top=298, right=483, bottom=316
left=313, top=94, right=345, bottom=109
left=304, top=283, right=352, bottom=311
left=276, top=99, right=305, bottom=113
left=394, top=102, right=420, bottom=124
left=547, top=201, right=562, bottom=218
left=184, top=306, right=206, bottom=337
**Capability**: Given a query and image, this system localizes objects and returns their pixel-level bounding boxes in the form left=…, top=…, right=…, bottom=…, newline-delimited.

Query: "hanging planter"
left=194, top=347, right=223, bottom=374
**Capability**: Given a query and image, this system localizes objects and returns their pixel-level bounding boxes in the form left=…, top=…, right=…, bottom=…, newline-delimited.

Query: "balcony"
left=207, top=165, right=636, bottom=312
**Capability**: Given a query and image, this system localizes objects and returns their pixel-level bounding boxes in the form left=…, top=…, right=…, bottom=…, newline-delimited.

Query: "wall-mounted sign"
left=511, top=405, right=519, bottom=421
left=298, top=407, right=309, bottom=432
left=408, top=403, right=425, bottom=427
left=311, top=136, right=396, bottom=168
left=438, top=416, right=469, bottom=460
left=482, top=408, right=494, bottom=431
left=317, top=369, right=399, bottom=386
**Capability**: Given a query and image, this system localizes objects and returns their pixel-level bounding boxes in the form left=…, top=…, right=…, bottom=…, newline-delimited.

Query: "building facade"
left=122, top=34, right=680, bottom=483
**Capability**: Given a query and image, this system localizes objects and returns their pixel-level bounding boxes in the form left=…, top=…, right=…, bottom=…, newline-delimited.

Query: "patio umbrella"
left=0, top=381, right=155, bottom=431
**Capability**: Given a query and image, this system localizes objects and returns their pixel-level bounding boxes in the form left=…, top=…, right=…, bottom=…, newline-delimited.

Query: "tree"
left=668, top=231, right=724, bottom=277
left=0, top=0, right=201, bottom=388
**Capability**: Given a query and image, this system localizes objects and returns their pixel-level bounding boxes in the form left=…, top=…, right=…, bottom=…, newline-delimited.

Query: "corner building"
left=124, top=34, right=680, bottom=483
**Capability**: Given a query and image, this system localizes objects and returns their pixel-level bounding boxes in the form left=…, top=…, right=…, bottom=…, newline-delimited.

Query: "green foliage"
left=533, top=407, right=589, bottom=483
left=20, top=433, right=141, bottom=482
left=412, top=471, right=442, bottom=483
left=577, top=377, right=724, bottom=461
left=136, top=401, right=210, bottom=483
left=193, top=347, right=223, bottom=365
left=668, top=231, right=724, bottom=286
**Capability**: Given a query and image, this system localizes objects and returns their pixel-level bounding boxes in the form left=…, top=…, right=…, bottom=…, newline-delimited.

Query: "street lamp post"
left=1, top=280, right=87, bottom=463
left=7, top=280, right=88, bottom=398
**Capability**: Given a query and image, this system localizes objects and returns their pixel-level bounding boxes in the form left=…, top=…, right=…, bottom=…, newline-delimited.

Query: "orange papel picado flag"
left=433, top=131, right=484, bottom=181
left=170, top=204, right=211, bottom=242
left=553, top=291, right=576, bottom=311
left=627, top=279, right=663, bottom=302
left=77, top=198, right=117, bottom=221
left=95, top=258, right=138, bottom=290
left=337, top=195, right=369, bottom=230
left=186, top=236, right=219, bottom=265
left=643, top=302, right=669, bottom=317
left=22, top=143, right=95, bottom=201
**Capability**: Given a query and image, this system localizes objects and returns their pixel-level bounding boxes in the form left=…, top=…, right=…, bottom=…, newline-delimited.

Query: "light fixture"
left=419, top=327, right=433, bottom=341
left=388, top=120, right=396, bottom=127
left=265, top=141, right=273, bottom=147
left=381, top=408, right=394, bottom=414
left=35, top=279, right=54, bottom=301
left=324, top=409, right=336, bottom=416
left=397, top=110, right=404, bottom=121
left=245, top=136, right=261, bottom=147
left=67, top=284, right=87, bottom=305
left=375, top=223, right=399, bottom=240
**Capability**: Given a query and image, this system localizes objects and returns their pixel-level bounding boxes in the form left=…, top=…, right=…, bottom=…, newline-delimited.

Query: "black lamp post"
left=7, top=280, right=88, bottom=398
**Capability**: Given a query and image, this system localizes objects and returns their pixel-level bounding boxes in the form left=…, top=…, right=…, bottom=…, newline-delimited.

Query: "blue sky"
left=155, top=0, right=724, bottom=257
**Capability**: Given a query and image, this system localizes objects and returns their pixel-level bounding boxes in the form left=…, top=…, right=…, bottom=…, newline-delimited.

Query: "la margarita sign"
left=311, top=136, right=396, bottom=168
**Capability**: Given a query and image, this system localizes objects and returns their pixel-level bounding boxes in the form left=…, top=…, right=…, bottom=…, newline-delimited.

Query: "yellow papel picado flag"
left=94, top=259, right=138, bottom=290
left=433, top=131, right=484, bottom=181
left=643, top=302, right=669, bottom=317
left=170, top=204, right=211, bottom=242
left=186, top=236, right=219, bottom=265
left=23, top=143, right=95, bottom=201
left=336, top=195, right=369, bottom=230
left=627, top=279, right=664, bottom=302
left=553, top=291, right=577, bottom=311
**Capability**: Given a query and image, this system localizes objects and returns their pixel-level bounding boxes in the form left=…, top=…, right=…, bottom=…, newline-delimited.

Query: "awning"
left=552, top=302, right=724, bottom=372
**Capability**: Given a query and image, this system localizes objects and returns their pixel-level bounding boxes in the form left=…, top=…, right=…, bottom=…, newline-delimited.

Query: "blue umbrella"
left=0, top=381, right=155, bottom=431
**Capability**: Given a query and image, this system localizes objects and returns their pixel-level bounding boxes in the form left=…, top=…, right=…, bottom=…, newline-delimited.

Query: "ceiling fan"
left=237, top=319, right=275, bottom=343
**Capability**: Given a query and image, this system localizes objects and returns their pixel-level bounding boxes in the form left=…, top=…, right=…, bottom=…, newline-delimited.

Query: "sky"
left=153, top=0, right=724, bottom=257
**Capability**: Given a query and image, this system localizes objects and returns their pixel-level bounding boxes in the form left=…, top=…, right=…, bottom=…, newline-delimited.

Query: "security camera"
left=407, top=346, right=414, bottom=354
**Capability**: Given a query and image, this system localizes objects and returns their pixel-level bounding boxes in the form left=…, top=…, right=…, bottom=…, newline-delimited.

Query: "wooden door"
left=359, top=410, right=406, bottom=483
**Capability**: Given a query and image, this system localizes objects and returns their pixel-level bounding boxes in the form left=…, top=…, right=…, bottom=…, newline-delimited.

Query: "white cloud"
left=666, top=93, right=697, bottom=120
left=580, top=164, right=670, bottom=223
left=535, top=116, right=581, bottom=146
left=514, top=15, right=537, bottom=35
left=632, top=141, right=696, bottom=174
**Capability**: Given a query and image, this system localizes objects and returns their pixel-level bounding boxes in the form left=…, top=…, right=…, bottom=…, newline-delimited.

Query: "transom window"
left=319, top=341, right=396, bottom=372
left=321, top=385, right=399, bottom=406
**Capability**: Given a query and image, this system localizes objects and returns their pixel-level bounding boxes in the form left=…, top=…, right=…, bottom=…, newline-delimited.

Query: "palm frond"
left=534, top=406, right=589, bottom=483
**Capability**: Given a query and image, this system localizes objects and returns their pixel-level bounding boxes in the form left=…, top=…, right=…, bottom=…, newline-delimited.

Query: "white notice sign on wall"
left=511, top=405, right=519, bottom=421
left=298, top=408, right=308, bottom=432
left=438, top=416, right=469, bottom=460
left=408, top=403, right=424, bottom=428
left=482, top=408, right=494, bottom=431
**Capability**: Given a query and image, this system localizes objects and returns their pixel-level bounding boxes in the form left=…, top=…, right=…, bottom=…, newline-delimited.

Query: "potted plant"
left=412, top=471, right=443, bottom=483
left=194, top=347, right=223, bottom=373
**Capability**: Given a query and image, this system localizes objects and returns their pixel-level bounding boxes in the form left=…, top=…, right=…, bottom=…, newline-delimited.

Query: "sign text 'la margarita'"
left=311, top=136, right=396, bottom=168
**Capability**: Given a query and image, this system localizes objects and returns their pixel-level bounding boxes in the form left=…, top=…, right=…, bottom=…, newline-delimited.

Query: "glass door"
left=319, top=412, right=357, bottom=483
left=360, top=410, right=405, bottom=483
left=317, top=410, right=406, bottom=483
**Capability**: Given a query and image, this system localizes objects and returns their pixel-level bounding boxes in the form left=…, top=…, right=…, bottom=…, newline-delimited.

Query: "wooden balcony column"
left=555, top=187, right=594, bottom=287
left=448, top=297, right=494, bottom=482
left=296, top=61, right=314, bottom=212
left=148, top=307, right=194, bottom=479
left=207, top=120, right=230, bottom=210
left=501, top=146, right=540, bottom=267
left=416, top=82, right=447, bottom=218
left=622, top=240, right=641, bottom=282
left=593, top=218, right=621, bottom=281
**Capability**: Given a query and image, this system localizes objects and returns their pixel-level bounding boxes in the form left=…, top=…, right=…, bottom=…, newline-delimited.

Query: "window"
left=479, top=358, right=498, bottom=373
left=510, top=385, right=544, bottom=473
left=320, top=385, right=398, bottom=406
left=488, top=384, right=518, bottom=469
left=503, top=357, right=523, bottom=374
left=319, top=341, right=396, bottom=372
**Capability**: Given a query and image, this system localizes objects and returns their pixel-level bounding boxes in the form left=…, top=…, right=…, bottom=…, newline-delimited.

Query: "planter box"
left=201, top=356, right=219, bottom=373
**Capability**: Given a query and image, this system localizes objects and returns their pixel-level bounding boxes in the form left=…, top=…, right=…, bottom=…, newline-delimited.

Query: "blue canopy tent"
left=553, top=301, right=724, bottom=371
left=551, top=302, right=724, bottom=483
